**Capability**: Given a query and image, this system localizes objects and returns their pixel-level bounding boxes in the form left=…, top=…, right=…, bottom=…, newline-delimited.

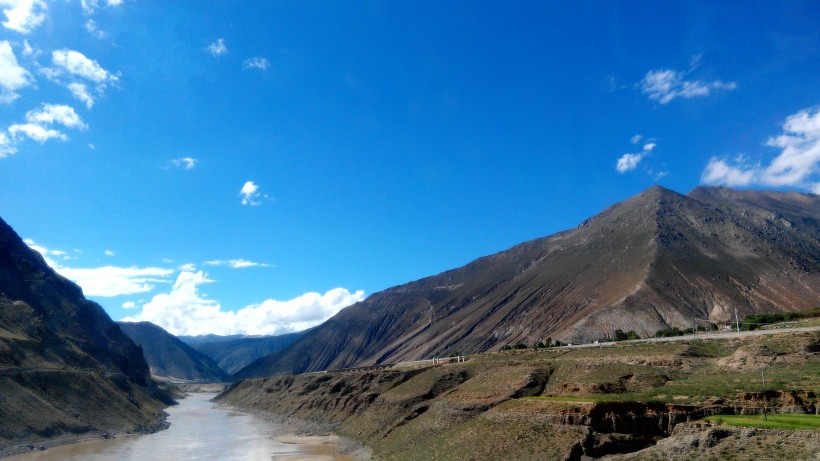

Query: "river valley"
left=6, top=393, right=360, bottom=461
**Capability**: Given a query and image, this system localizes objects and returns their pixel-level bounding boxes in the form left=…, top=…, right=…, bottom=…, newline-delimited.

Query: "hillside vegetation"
left=217, top=330, right=819, bottom=460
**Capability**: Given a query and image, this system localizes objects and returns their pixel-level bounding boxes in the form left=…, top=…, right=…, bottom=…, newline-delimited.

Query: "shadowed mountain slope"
left=236, top=186, right=819, bottom=378
left=186, top=331, right=306, bottom=375
left=0, top=216, right=170, bottom=453
left=118, top=321, right=227, bottom=382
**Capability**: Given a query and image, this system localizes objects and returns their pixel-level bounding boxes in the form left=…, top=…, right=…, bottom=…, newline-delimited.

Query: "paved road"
left=554, top=325, right=820, bottom=350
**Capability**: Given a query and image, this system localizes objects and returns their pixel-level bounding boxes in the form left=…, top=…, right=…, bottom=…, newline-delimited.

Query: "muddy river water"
left=8, top=393, right=357, bottom=460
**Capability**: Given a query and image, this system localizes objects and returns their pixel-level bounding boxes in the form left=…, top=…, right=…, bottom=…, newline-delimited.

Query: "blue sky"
left=1, top=1, right=818, bottom=336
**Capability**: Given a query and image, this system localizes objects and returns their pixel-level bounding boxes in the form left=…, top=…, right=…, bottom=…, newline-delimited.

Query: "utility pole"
left=761, top=367, right=767, bottom=422
left=735, top=307, right=740, bottom=332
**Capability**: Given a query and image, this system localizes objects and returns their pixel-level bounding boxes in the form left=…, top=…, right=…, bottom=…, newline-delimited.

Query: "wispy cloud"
left=239, top=180, right=269, bottom=206
left=243, top=56, right=269, bottom=70
left=104, top=249, right=115, bottom=256
left=1, top=0, right=47, bottom=34
left=124, top=270, right=365, bottom=336
left=204, top=259, right=271, bottom=269
left=171, top=157, right=197, bottom=170
left=25, top=103, right=87, bottom=129
left=0, top=40, right=32, bottom=103
left=616, top=138, right=656, bottom=173
left=6, top=103, right=86, bottom=144
left=0, top=132, right=15, bottom=157
left=701, top=106, right=820, bottom=193
left=84, top=19, right=105, bottom=39
left=207, top=38, right=227, bottom=57
left=639, top=57, right=736, bottom=104
left=8, top=123, right=67, bottom=142
left=51, top=49, right=117, bottom=84
left=25, top=239, right=174, bottom=297
left=68, top=82, right=94, bottom=108
left=81, top=0, right=123, bottom=15
left=45, top=49, right=119, bottom=107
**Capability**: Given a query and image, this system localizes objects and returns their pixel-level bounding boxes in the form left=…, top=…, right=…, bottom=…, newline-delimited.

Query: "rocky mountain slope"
left=0, top=216, right=172, bottom=455
left=237, top=186, right=819, bottom=377
left=185, top=331, right=306, bottom=375
left=117, top=321, right=227, bottom=382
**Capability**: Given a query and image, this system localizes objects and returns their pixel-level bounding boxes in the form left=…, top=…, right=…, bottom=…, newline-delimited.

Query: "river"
left=7, top=393, right=359, bottom=460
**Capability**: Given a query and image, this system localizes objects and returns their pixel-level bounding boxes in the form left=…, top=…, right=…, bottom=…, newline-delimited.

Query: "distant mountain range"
left=0, top=216, right=170, bottom=453
left=117, top=321, right=228, bottom=382
left=182, top=331, right=307, bottom=375
left=113, top=325, right=309, bottom=380
left=237, top=186, right=819, bottom=377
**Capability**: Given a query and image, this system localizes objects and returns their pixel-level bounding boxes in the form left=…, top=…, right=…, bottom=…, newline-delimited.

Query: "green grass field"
left=703, top=413, right=820, bottom=430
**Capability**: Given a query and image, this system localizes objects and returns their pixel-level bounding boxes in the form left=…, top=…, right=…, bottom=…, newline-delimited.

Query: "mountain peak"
left=235, top=186, right=819, bottom=377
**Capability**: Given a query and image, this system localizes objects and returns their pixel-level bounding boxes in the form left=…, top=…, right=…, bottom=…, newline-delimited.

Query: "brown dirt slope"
left=218, top=331, right=819, bottom=461
left=236, top=186, right=819, bottom=377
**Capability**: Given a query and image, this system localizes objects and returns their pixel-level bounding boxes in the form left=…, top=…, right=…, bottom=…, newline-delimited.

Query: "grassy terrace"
left=477, top=331, right=820, bottom=406
left=704, top=414, right=820, bottom=431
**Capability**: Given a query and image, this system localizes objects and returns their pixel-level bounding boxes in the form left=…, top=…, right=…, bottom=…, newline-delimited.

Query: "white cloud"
left=171, top=157, right=197, bottom=170
left=207, top=38, right=227, bottom=57
left=640, top=68, right=736, bottom=105
left=1, top=0, right=47, bottom=34
left=205, top=259, right=271, bottom=269
left=104, top=250, right=115, bottom=256
left=701, top=157, right=756, bottom=187
left=616, top=141, right=656, bottom=173
left=616, top=153, right=643, bottom=173
left=51, top=49, right=117, bottom=84
left=68, top=82, right=95, bottom=108
left=25, top=239, right=174, bottom=297
left=702, top=106, right=820, bottom=192
left=178, top=263, right=196, bottom=271
left=54, top=265, right=172, bottom=297
left=8, top=123, right=67, bottom=142
left=122, top=301, right=136, bottom=309
left=630, top=134, right=642, bottom=144
left=21, top=39, right=34, bottom=57
left=0, top=40, right=32, bottom=103
left=5, top=103, right=87, bottom=147
left=26, top=104, right=87, bottom=129
left=84, top=19, right=106, bottom=39
left=81, top=0, right=97, bottom=14
left=761, top=107, right=820, bottom=188
left=124, top=270, right=365, bottom=336
left=240, top=180, right=269, bottom=206
left=81, top=0, right=121, bottom=15
left=0, top=132, right=15, bottom=157
left=243, top=56, right=269, bottom=70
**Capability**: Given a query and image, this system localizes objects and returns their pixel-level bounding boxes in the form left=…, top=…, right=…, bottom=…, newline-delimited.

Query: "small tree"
left=614, top=329, right=628, bottom=341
